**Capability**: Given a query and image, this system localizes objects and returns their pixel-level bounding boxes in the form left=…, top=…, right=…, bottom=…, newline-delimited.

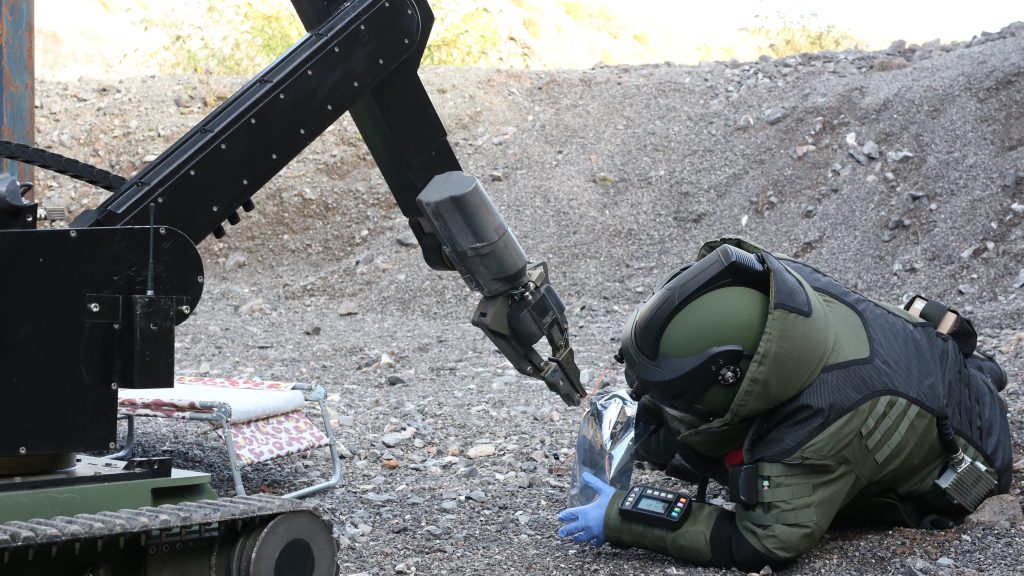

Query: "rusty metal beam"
left=0, top=0, right=34, bottom=198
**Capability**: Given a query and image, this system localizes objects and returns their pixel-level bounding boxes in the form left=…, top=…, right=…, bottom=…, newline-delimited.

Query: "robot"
left=0, top=1, right=583, bottom=573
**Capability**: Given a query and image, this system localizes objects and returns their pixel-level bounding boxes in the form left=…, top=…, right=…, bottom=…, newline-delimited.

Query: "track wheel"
left=231, top=511, right=337, bottom=576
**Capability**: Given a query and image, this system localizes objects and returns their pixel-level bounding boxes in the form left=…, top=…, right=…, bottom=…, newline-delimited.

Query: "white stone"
left=466, top=444, right=496, bottom=459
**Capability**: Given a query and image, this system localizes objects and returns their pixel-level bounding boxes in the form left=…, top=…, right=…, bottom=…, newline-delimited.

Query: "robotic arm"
left=64, top=0, right=584, bottom=404
left=418, top=172, right=584, bottom=405
left=305, top=0, right=584, bottom=405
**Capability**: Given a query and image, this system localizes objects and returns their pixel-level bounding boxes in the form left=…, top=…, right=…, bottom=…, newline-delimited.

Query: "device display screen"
left=620, top=485, right=692, bottom=528
left=635, top=496, right=670, bottom=514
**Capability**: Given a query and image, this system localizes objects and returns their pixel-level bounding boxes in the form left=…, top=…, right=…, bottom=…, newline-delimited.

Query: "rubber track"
left=0, top=139, right=128, bottom=193
left=0, top=495, right=306, bottom=549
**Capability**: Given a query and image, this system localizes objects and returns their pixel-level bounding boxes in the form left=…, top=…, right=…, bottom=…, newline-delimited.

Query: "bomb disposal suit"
left=559, top=237, right=1012, bottom=571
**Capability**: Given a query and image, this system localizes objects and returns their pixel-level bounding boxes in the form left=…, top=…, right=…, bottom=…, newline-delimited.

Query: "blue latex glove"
left=557, top=471, right=616, bottom=547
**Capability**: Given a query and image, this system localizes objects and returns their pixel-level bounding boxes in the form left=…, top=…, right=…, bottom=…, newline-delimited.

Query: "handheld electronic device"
left=619, top=485, right=692, bottom=528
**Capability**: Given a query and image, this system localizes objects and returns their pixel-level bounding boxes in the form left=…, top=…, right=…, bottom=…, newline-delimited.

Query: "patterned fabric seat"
left=115, top=376, right=342, bottom=498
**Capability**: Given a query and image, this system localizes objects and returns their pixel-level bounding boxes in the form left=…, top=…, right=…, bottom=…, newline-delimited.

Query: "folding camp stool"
left=115, top=375, right=342, bottom=498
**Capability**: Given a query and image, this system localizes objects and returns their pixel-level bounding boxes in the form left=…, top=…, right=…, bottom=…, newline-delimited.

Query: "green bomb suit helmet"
left=618, top=244, right=769, bottom=421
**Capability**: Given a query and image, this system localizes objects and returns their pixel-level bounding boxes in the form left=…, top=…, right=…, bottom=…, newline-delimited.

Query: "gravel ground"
left=31, top=22, right=1024, bottom=576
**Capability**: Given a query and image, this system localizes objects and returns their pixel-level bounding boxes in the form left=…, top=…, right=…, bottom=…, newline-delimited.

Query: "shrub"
left=149, top=1, right=304, bottom=76
left=743, top=13, right=862, bottom=58
left=422, top=4, right=505, bottom=66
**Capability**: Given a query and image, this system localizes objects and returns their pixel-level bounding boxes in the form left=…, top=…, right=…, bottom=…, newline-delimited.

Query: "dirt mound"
left=28, top=22, right=1024, bottom=575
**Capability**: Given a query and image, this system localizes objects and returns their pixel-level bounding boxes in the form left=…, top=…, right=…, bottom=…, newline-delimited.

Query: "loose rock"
left=223, top=252, right=247, bottom=271
left=887, top=150, right=915, bottom=163
left=966, top=494, right=1023, bottom=525
left=1003, top=170, right=1018, bottom=190
left=764, top=108, right=788, bottom=125
left=396, top=232, right=418, bottom=247
left=235, top=298, right=266, bottom=315
left=849, top=149, right=869, bottom=166
left=338, top=302, right=359, bottom=316
left=862, top=140, right=881, bottom=159
left=791, top=144, right=816, bottom=159
left=467, top=444, right=496, bottom=459
left=381, top=429, right=414, bottom=447
left=904, top=557, right=934, bottom=576
left=355, top=252, right=375, bottom=266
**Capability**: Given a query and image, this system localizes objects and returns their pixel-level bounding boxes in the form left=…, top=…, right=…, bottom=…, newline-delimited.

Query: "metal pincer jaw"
left=472, top=262, right=585, bottom=406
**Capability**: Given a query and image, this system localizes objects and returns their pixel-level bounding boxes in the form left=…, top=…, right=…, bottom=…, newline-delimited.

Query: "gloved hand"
left=557, top=471, right=616, bottom=547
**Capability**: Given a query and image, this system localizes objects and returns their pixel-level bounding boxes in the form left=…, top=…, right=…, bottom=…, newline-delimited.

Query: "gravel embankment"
left=31, top=22, right=1024, bottom=575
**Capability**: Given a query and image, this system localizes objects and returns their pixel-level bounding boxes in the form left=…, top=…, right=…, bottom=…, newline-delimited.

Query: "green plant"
left=522, top=16, right=542, bottom=39
left=694, top=43, right=737, bottom=63
left=149, top=1, right=303, bottom=76
left=422, top=5, right=504, bottom=66
left=420, top=0, right=632, bottom=67
left=743, top=13, right=861, bottom=58
left=558, top=1, right=619, bottom=39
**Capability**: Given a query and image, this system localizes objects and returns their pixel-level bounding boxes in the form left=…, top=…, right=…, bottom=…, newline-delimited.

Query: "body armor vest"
left=745, top=257, right=1012, bottom=492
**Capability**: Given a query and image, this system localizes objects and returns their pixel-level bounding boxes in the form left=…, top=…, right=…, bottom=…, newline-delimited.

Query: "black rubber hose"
left=936, top=416, right=961, bottom=458
left=696, top=475, right=709, bottom=503
left=0, top=139, right=128, bottom=193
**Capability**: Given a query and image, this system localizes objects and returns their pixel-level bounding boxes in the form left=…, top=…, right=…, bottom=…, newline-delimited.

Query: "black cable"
left=696, top=475, right=709, bottom=503
left=0, top=139, right=128, bottom=193
left=936, top=416, right=961, bottom=459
